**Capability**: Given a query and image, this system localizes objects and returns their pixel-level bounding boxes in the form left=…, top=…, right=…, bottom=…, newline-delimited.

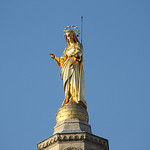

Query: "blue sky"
left=0, top=0, right=150, bottom=150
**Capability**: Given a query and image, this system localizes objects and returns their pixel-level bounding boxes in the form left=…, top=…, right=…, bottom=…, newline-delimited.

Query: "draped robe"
left=56, top=42, right=86, bottom=108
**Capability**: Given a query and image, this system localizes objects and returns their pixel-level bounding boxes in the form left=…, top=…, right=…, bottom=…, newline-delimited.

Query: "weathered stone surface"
left=37, top=132, right=109, bottom=150
left=53, top=118, right=92, bottom=134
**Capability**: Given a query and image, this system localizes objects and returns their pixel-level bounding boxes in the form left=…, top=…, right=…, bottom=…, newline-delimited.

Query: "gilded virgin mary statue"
left=50, top=25, right=87, bottom=109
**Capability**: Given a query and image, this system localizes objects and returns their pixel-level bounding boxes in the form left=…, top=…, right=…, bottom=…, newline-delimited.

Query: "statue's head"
left=64, top=30, right=79, bottom=45
left=64, top=25, right=80, bottom=46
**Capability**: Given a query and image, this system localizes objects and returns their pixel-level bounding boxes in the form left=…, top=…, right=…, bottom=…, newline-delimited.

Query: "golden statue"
left=49, top=25, right=87, bottom=109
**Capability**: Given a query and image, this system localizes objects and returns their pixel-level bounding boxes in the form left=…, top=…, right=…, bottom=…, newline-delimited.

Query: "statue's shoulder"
left=75, top=42, right=82, bottom=48
left=64, top=47, right=68, bottom=52
left=76, top=42, right=83, bottom=52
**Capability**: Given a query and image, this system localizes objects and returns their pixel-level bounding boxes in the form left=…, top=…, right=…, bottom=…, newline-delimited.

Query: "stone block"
left=53, top=118, right=92, bottom=134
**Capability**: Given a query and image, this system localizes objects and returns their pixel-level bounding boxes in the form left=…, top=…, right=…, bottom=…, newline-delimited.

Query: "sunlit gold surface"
left=56, top=101, right=89, bottom=124
left=50, top=29, right=86, bottom=109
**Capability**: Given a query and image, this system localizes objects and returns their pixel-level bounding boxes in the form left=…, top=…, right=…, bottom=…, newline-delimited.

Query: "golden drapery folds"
left=50, top=30, right=86, bottom=109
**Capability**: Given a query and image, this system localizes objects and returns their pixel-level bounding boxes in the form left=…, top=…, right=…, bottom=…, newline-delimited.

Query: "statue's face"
left=66, top=31, right=74, bottom=43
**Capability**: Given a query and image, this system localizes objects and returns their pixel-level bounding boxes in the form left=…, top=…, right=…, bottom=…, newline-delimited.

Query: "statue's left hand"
left=71, top=54, right=78, bottom=58
left=71, top=53, right=81, bottom=61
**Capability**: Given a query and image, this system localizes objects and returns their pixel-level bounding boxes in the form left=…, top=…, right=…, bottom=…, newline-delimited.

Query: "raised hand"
left=49, top=53, right=56, bottom=59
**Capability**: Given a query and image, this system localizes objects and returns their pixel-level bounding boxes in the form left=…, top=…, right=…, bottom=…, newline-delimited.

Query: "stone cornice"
left=37, top=132, right=109, bottom=150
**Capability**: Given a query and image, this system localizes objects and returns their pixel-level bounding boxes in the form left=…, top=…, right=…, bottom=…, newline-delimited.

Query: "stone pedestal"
left=54, top=118, right=92, bottom=134
left=37, top=102, right=109, bottom=150
left=53, top=102, right=91, bottom=134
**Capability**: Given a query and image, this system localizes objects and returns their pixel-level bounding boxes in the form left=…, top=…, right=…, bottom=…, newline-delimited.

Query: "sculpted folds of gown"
left=50, top=29, right=86, bottom=109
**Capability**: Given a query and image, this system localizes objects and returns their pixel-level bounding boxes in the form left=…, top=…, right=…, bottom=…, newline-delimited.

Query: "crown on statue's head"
left=64, top=25, right=80, bottom=37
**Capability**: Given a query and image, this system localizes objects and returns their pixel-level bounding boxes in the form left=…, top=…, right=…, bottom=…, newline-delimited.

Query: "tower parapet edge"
left=37, top=132, right=109, bottom=150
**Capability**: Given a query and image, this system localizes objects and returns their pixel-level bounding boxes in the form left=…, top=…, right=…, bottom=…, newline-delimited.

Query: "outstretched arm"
left=49, top=53, right=65, bottom=67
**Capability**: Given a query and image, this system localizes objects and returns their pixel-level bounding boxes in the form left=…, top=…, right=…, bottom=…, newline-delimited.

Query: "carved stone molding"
left=37, top=132, right=108, bottom=150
